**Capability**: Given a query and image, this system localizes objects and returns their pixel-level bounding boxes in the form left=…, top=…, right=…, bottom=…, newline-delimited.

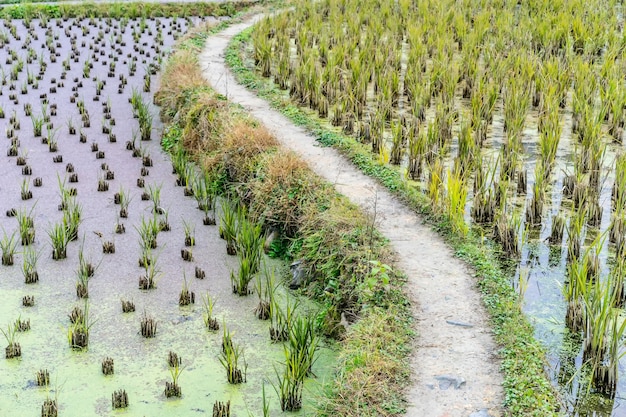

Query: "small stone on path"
left=434, top=374, right=466, bottom=390
left=446, top=320, right=474, bottom=328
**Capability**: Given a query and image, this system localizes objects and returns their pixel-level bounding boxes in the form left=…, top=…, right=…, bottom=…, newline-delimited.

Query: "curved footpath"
left=199, top=17, right=503, bottom=417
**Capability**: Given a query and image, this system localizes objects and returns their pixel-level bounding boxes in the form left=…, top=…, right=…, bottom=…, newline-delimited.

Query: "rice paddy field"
left=248, top=0, right=626, bottom=414
left=0, top=11, right=336, bottom=417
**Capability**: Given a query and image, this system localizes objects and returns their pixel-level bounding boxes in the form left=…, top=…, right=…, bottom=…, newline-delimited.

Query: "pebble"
left=446, top=320, right=474, bottom=328
left=434, top=374, right=466, bottom=390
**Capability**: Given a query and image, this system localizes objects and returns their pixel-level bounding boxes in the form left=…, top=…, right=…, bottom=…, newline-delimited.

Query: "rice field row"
left=252, top=0, right=626, bottom=413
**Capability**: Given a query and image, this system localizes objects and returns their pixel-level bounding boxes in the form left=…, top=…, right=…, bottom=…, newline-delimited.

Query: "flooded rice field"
left=0, top=14, right=334, bottom=416
left=253, top=1, right=626, bottom=413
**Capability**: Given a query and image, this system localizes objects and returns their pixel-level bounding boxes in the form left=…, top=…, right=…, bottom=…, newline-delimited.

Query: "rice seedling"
left=67, top=301, right=93, bottom=349
left=609, top=212, right=625, bottom=247
left=445, top=169, right=468, bottom=236
left=139, top=252, right=160, bottom=290
left=159, top=209, right=171, bottom=232
left=493, top=210, right=521, bottom=258
left=219, top=200, right=238, bottom=255
left=75, top=267, right=90, bottom=299
left=581, top=274, right=626, bottom=396
left=121, top=299, right=135, bottom=313
left=15, top=150, right=27, bottom=167
left=0, top=229, right=18, bottom=266
left=14, top=316, right=29, bottom=332
left=237, top=214, right=263, bottom=265
left=63, top=200, right=82, bottom=242
left=526, top=162, right=546, bottom=227
left=270, top=297, right=299, bottom=343
left=567, top=207, right=587, bottom=262
left=21, top=246, right=40, bottom=284
left=230, top=258, right=253, bottom=296
left=179, top=274, right=195, bottom=306
left=140, top=311, right=157, bottom=338
left=219, top=325, right=246, bottom=384
left=537, top=94, right=562, bottom=176
left=164, top=362, right=184, bottom=398
left=612, top=153, right=626, bottom=210
left=22, top=295, right=34, bottom=307
left=168, top=351, right=182, bottom=368
left=36, top=369, right=50, bottom=386
left=231, top=215, right=264, bottom=296
left=212, top=400, right=230, bottom=417
left=1, top=321, right=21, bottom=358
left=111, top=389, right=128, bottom=409
left=143, top=73, right=151, bottom=93
left=254, top=267, right=273, bottom=320
left=389, top=120, right=404, bottom=166
left=427, top=159, right=445, bottom=213
left=102, top=357, right=114, bottom=375
left=41, top=396, right=58, bottom=417
left=15, top=206, right=35, bottom=246
left=133, top=95, right=153, bottom=142
left=67, top=117, right=76, bottom=135
left=20, top=178, right=32, bottom=200
left=97, top=173, right=109, bottom=192
left=77, top=241, right=98, bottom=279
left=202, top=293, right=219, bottom=331
left=548, top=213, right=565, bottom=245
left=195, top=266, right=205, bottom=280
left=587, top=194, right=603, bottom=228
left=102, top=240, right=115, bottom=254
left=146, top=183, right=163, bottom=214
left=261, top=383, right=270, bottom=417
left=287, top=314, right=319, bottom=378
left=192, top=172, right=216, bottom=224
left=136, top=214, right=160, bottom=251
left=274, top=354, right=304, bottom=412
left=274, top=312, right=318, bottom=413
left=47, top=126, right=59, bottom=152
left=115, top=185, right=131, bottom=218
left=182, top=219, right=195, bottom=246
left=7, top=142, right=17, bottom=157
left=48, top=222, right=69, bottom=260
left=170, top=145, right=188, bottom=179
left=31, top=113, right=44, bottom=137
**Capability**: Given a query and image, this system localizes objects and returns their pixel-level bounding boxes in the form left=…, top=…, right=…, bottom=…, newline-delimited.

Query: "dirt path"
left=198, top=18, right=504, bottom=417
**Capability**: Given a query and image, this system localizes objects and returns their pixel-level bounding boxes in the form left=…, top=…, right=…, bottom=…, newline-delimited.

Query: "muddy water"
left=0, top=17, right=334, bottom=416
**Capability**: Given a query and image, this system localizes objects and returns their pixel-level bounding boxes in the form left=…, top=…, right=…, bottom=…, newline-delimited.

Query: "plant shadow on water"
left=0, top=14, right=336, bottom=417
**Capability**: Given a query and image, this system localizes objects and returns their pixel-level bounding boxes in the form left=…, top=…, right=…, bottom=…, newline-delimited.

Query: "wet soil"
left=0, top=15, right=334, bottom=416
